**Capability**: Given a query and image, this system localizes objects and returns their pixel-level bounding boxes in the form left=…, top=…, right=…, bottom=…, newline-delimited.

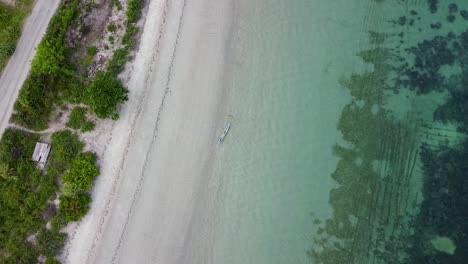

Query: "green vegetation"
left=36, top=228, right=67, bottom=258
left=109, top=0, right=122, bottom=10
left=108, top=0, right=144, bottom=74
left=107, top=23, right=116, bottom=32
left=0, top=129, right=56, bottom=262
left=45, top=258, right=62, bottom=264
left=84, top=47, right=97, bottom=67
left=49, top=130, right=83, bottom=170
left=0, top=129, right=100, bottom=261
left=127, top=0, right=143, bottom=23
left=62, top=152, right=99, bottom=197
left=308, top=39, right=419, bottom=263
left=31, top=0, right=79, bottom=77
left=12, top=0, right=81, bottom=130
left=11, top=0, right=139, bottom=131
left=108, top=35, right=115, bottom=44
left=66, top=106, right=95, bottom=132
left=59, top=192, right=91, bottom=222
left=85, top=70, right=128, bottom=120
left=81, top=120, right=95, bottom=132
left=12, top=74, right=55, bottom=130
left=87, top=46, right=97, bottom=56
left=0, top=0, right=33, bottom=73
left=32, top=37, right=67, bottom=76
left=0, top=0, right=146, bottom=260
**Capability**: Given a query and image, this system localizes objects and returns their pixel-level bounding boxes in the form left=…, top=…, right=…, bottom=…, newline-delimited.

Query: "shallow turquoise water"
left=203, top=1, right=468, bottom=263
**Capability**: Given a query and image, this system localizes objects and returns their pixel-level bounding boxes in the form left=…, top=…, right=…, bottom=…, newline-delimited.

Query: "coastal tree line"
left=0, top=0, right=145, bottom=262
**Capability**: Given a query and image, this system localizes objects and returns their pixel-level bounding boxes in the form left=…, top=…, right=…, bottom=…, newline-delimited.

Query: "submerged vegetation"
left=0, top=0, right=146, bottom=262
left=309, top=1, right=468, bottom=263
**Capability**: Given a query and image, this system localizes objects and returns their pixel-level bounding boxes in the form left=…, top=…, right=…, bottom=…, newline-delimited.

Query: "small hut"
left=32, top=142, right=51, bottom=166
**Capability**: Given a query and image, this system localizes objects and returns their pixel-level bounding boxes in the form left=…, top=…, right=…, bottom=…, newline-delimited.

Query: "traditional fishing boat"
left=218, top=121, right=231, bottom=144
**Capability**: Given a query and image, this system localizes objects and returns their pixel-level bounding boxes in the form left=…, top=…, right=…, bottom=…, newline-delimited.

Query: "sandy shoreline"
left=63, top=0, right=234, bottom=263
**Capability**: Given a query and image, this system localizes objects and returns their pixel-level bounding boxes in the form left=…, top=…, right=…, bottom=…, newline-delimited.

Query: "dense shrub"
left=107, top=24, right=116, bottom=32
left=59, top=193, right=91, bottom=222
left=32, top=38, right=67, bottom=76
left=66, top=106, right=95, bottom=132
left=12, top=74, right=55, bottom=130
left=49, top=130, right=84, bottom=171
left=127, top=0, right=144, bottom=23
left=87, top=46, right=97, bottom=56
left=36, top=228, right=67, bottom=258
left=84, top=71, right=128, bottom=119
left=108, top=47, right=129, bottom=73
left=31, top=0, right=79, bottom=76
left=0, top=129, right=58, bottom=262
left=81, top=120, right=95, bottom=132
left=45, top=258, right=62, bottom=264
left=0, top=128, right=38, bottom=168
left=60, top=75, right=85, bottom=103
left=66, top=107, right=87, bottom=129
left=62, top=152, right=99, bottom=196
left=122, top=24, right=138, bottom=48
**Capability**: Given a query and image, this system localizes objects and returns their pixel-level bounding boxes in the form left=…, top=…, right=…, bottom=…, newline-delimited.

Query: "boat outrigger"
left=217, top=121, right=231, bottom=144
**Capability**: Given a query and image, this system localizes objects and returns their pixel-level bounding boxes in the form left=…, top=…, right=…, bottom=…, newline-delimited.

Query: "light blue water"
left=200, top=1, right=468, bottom=263
left=207, top=1, right=368, bottom=263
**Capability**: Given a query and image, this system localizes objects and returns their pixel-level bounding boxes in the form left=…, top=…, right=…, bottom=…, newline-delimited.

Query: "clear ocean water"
left=202, top=1, right=468, bottom=263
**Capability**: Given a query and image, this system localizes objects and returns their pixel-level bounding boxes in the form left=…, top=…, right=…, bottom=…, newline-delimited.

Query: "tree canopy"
left=84, top=70, right=128, bottom=119
left=62, top=152, right=99, bottom=196
left=32, top=38, right=66, bottom=76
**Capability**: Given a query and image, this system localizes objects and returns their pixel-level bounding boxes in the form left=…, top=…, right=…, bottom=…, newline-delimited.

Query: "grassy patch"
left=87, top=46, right=97, bottom=56
left=66, top=106, right=95, bottom=132
left=0, top=0, right=34, bottom=73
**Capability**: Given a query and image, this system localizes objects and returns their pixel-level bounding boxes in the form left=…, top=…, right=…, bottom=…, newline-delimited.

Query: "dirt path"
left=0, top=0, right=61, bottom=138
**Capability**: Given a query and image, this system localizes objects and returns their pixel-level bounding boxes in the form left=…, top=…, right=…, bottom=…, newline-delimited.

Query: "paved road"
left=0, top=0, right=60, bottom=137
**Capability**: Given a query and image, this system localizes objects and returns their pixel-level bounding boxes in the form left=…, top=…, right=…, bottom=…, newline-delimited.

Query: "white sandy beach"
left=63, top=0, right=234, bottom=263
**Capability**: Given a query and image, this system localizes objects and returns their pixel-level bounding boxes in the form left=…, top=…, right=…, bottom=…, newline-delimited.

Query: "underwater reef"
left=309, top=1, right=468, bottom=263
